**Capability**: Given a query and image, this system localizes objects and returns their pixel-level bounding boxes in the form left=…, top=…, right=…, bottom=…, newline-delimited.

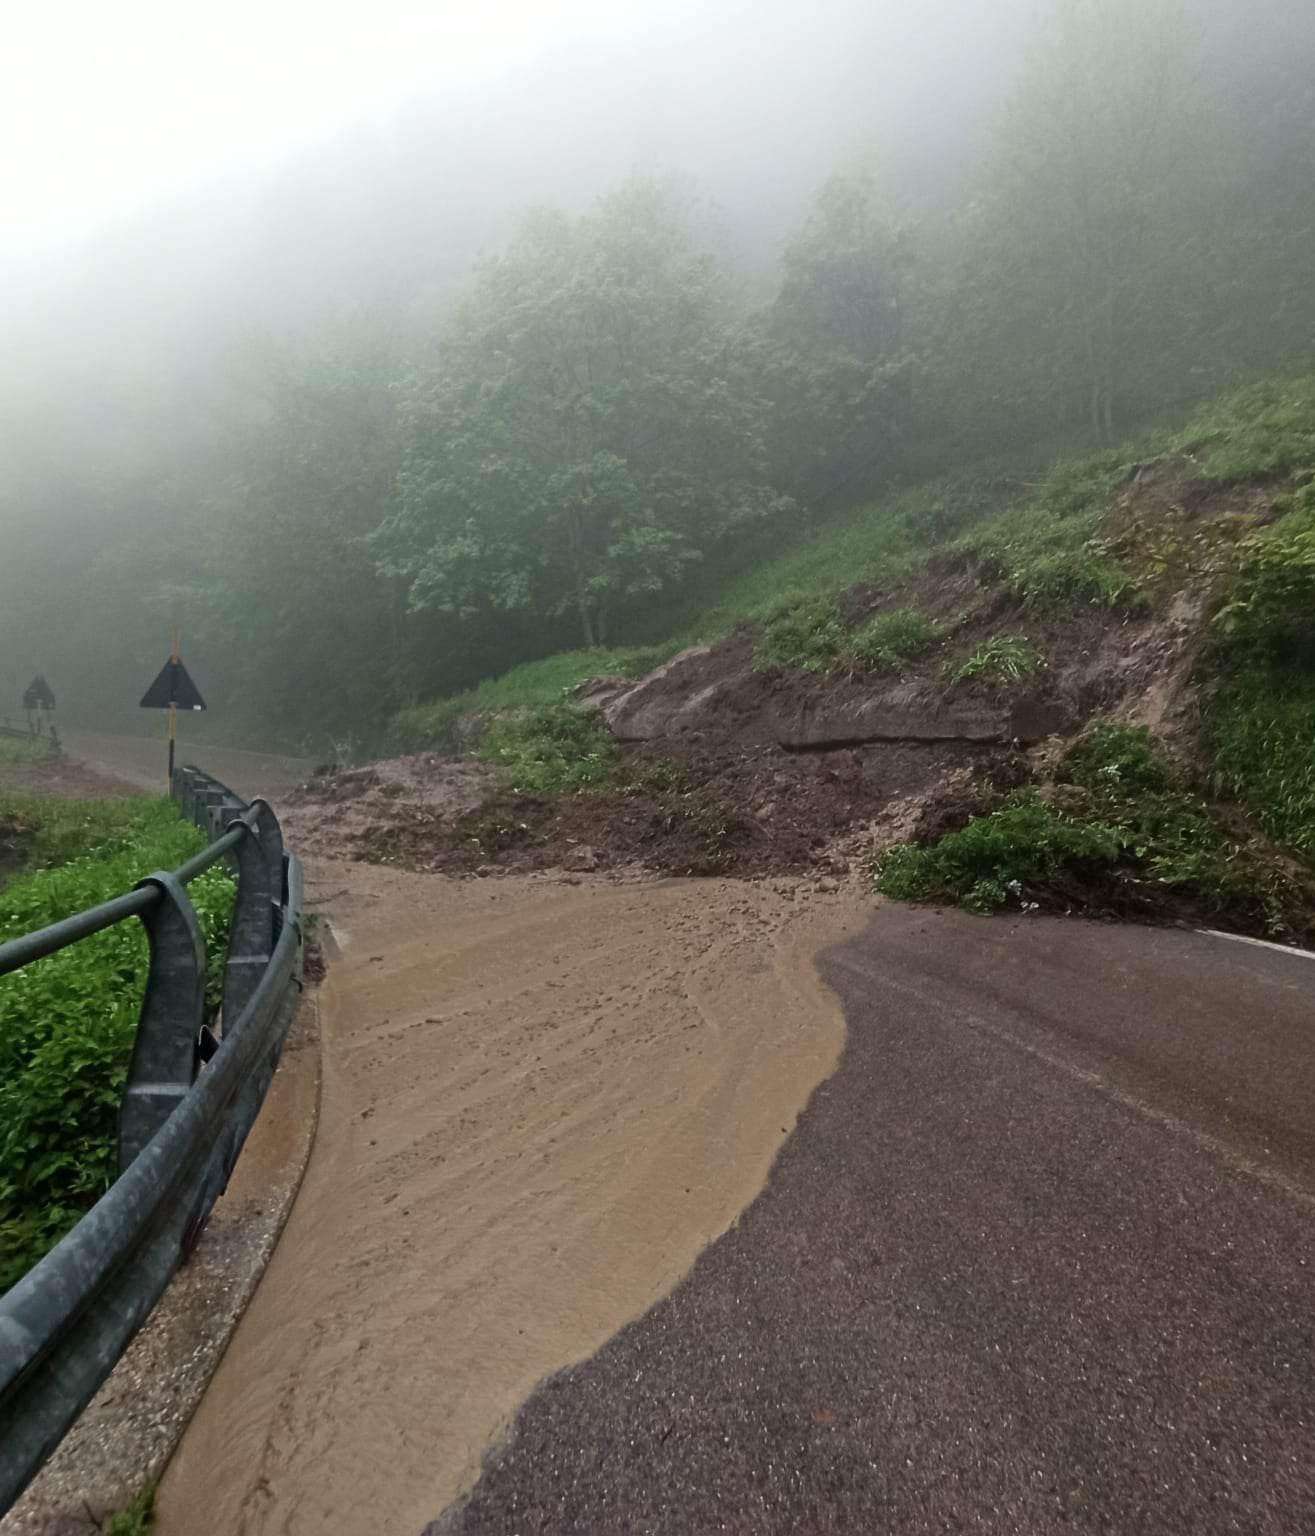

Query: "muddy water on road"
left=59, top=729, right=311, bottom=802
left=157, top=864, right=862, bottom=1536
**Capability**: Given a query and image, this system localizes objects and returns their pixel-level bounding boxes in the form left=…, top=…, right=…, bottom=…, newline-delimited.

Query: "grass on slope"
left=391, top=374, right=1315, bottom=743
left=0, top=795, right=234, bottom=1292
left=393, top=644, right=683, bottom=751
left=0, top=733, right=54, bottom=759
left=1201, top=477, right=1315, bottom=864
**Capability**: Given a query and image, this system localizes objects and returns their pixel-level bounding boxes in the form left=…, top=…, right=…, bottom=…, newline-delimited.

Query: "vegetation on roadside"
left=0, top=734, right=56, bottom=764
left=0, top=797, right=234, bottom=1292
left=103, top=1486, right=155, bottom=1535
left=876, top=723, right=1288, bottom=931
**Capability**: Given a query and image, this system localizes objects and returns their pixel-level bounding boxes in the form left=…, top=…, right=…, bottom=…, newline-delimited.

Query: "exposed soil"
left=285, top=467, right=1312, bottom=939
left=322, top=740, right=1027, bottom=880
left=283, top=753, right=495, bottom=863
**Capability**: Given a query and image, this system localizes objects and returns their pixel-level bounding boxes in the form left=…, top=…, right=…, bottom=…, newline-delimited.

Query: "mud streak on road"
left=435, top=905, right=1315, bottom=1535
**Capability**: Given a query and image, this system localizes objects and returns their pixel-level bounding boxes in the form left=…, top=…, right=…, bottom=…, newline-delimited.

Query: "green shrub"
left=1060, top=722, right=1174, bottom=795
left=753, top=596, right=847, bottom=673
left=478, top=703, right=620, bottom=794
left=877, top=723, right=1281, bottom=928
left=104, top=1486, right=155, bottom=1535
left=947, top=635, right=1044, bottom=685
left=847, top=607, right=941, bottom=673
left=877, top=792, right=1120, bottom=912
left=0, top=798, right=234, bottom=1291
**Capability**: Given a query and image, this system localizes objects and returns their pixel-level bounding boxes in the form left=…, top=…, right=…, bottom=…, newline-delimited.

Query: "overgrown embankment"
left=297, top=377, right=1315, bottom=941
left=0, top=797, right=234, bottom=1290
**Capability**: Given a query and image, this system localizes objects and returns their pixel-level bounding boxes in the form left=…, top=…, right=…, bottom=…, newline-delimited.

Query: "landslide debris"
left=287, top=459, right=1315, bottom=941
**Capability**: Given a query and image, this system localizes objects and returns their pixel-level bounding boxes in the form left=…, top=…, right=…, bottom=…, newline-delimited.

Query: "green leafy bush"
left=877, top=791, right=1119, bottom=912
left=753, top=596, right=847, bottom=673
left=1061, top=721, right=1174, bottom=795
left=0, top=797, right=234, bottom=1291
left=847, top=607, right=941, bottom=672
left=877, top=724, right=1281, bottom=928
left=947, top=635, right=1044, bottom=684
left=478, top=703, right=620, bottom=794
left=104, top=1486, right=155, bottom=1535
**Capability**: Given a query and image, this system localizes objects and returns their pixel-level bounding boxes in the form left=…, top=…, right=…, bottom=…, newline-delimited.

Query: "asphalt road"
left=433, top=905, right=1315, bottom=1535
left=60, top=728, right=311, bottom=803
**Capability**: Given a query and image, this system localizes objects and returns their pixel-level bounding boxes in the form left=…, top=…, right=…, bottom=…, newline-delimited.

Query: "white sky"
left=3, top=0, right=702, bottom=249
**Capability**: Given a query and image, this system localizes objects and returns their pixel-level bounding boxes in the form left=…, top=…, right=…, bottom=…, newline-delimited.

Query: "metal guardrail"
left=0, top=766, right=304, bottom=1514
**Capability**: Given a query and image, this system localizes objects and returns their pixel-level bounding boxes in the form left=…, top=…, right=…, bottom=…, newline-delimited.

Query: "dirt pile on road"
left=283, top=753, right=494, bottom=863
left=315, top=739, right=1027, bottom=880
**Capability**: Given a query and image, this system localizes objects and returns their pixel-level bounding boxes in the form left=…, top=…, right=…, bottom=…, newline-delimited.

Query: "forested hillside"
left=0, top=0, right=1310, bottom=741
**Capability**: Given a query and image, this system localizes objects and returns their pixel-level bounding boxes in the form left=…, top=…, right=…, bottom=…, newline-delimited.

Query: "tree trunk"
left=578, top=600, right=597, bottom=648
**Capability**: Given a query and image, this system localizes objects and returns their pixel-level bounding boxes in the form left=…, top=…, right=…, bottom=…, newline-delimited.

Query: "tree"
left=201, top=334, right=407, bottom=730
left=762, top=176, right=923, bottom=504
left=377, top=180, right=790, bottom=647
left=955, top=0, right=1199, bottom=441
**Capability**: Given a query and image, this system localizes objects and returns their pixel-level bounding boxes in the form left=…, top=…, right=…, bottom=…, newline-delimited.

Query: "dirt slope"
left=281, top=462, right=1312, bottom=941
left=156, top=859, right=863, bottom=1535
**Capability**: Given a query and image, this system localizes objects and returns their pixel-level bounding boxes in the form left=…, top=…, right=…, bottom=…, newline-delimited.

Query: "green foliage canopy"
left=378, top=182, right=791, bottom=648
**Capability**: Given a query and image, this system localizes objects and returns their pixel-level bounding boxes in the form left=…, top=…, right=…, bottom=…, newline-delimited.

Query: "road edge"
left=0, top=979, right=324, bottom=1535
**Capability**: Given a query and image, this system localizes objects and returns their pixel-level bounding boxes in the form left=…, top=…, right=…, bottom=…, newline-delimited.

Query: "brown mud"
left=156, top=859, right=864, bottom=1536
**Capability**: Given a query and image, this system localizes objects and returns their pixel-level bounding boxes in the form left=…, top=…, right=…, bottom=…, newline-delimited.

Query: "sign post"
left=21, top=675, right=55, bottom=736
left=139, top=631, right=206, bottom=786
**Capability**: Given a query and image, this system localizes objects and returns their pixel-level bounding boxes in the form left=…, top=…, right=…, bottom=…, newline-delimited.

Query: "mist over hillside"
left=0, top=0, right=1310, bottom=737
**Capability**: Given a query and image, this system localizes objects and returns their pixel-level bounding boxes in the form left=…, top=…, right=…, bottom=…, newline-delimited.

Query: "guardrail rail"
left=0, top=767, right=304, bottom=1513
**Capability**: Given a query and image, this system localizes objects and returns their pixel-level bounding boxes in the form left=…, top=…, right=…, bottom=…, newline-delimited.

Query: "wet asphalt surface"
left=60, top=728, right=311, bottom=803
left=430, top=906, right=1315, bottom=1535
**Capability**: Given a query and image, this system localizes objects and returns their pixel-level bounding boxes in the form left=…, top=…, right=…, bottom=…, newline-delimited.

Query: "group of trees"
left=2, top=0, right=1311, bottom=738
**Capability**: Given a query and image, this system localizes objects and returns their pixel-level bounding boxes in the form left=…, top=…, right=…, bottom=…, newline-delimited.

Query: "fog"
left=1, top=0, right=1311, bottom=738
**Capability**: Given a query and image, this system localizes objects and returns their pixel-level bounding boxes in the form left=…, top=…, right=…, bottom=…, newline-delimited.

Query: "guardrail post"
left=117, top=873, right=207, bottom=1172
left=220, top=801, right=279, bottom=1028
left=201, top=788, right=225, bottom=841
left=173, top=767, right=201, bottom=823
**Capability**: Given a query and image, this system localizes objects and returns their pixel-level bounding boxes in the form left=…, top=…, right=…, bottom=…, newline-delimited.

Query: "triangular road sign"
left=23, top=674, right=55, bottom=711
left=140, top=658, right=206, bottom=711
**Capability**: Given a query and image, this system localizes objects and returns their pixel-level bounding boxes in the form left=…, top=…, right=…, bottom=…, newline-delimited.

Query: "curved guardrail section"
left=0, top=767, right=304, bottom=1514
